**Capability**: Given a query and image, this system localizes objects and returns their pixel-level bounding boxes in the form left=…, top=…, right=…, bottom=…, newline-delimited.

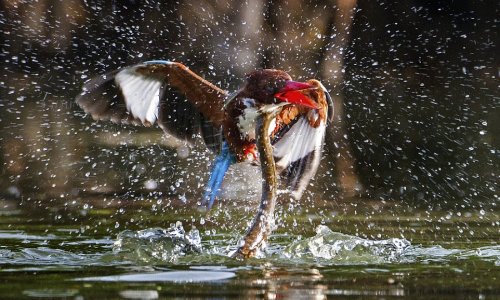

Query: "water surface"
left=0, top=197, right=498, bottom=299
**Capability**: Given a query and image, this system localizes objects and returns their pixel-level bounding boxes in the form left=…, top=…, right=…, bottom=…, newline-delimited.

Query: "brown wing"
left=76, top=60, right=227, bottom=149
left=133, top=62, right=227, bottom=125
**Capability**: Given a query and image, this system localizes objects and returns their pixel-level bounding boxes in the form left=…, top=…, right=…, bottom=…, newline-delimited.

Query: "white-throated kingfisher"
left=76, top=61, right=333, bottom=208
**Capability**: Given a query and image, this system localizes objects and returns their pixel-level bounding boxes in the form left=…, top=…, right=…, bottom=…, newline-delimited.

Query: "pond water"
left=0, top=196, right=498, bottom=299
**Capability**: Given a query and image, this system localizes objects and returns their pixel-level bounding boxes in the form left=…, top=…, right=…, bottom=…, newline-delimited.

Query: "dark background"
left=0, top=0, right=498, bottom=208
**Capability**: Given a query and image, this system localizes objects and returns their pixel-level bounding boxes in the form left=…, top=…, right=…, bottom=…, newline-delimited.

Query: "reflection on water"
left=77, top=270, right=236, bottom=283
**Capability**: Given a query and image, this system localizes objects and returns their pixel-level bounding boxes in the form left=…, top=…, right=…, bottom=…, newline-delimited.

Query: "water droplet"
left=144, top=179, right=157, bottom=190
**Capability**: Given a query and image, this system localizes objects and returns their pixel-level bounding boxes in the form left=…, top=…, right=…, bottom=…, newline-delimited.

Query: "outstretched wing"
left=75, top=60, right=227, bottom=149
left=272, top=80, right=333, bottom=200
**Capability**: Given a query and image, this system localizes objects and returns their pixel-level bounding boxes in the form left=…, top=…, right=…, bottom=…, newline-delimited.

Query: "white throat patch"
left=236, top=99, right=281, bottom=140
left=237, top=98, right=258, bottom=140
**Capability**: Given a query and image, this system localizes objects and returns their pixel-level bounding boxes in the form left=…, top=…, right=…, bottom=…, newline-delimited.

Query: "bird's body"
left=76, top=60, right=333, bottom=208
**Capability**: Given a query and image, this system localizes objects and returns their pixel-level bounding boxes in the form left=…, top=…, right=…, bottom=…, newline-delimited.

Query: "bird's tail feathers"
left=202, top=142, right=236, bottom=209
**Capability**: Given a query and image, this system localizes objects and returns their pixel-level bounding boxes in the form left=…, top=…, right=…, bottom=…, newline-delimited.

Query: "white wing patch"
left=115, top=67, right=162, bottom=125
left=273, top=117, right=326, bottom=199
left=273, top=117, right=325, bottom=168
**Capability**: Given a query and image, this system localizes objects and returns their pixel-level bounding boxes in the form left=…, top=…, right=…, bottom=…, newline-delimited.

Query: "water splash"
left=109, top=222, right=500, bottom=268
left=113, top=223, right=413, bottom=265
left=282, top=225, right=411, bottom=264
left=113, top=222, right=202, bottom=264
left=0, top=223, right=498, bottom=272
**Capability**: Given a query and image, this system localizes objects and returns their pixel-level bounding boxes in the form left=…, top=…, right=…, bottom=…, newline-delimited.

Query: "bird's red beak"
left=274, top=81, right=318, bottom=109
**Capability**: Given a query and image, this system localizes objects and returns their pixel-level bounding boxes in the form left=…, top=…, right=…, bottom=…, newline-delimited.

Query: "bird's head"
left=244, top=69, right=318, bottom=110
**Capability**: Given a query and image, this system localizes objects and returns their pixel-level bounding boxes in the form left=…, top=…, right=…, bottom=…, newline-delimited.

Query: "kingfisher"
left=76, top=60, right=333, bottom=208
